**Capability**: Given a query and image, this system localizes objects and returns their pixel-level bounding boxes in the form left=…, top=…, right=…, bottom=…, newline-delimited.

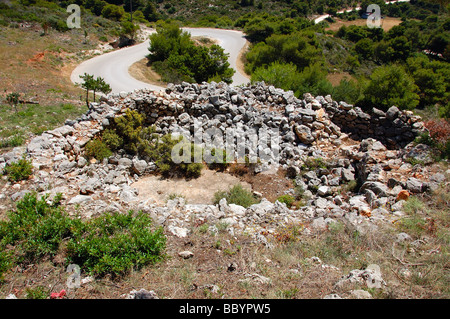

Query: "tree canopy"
left=147, top=22, right=235, bottom=84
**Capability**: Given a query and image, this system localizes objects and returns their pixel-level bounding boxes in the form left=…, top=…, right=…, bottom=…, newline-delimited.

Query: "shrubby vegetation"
left=88, top=110, right=205, bottom=178
left=213, top=184, right=259, bottom=208
left=0, top=193, right=166, bottom=280
left=242, top=3, right=449, bottom=119
left=147, top=21, right=235, bottom=84
left=3, top=155, right=33, bottom=182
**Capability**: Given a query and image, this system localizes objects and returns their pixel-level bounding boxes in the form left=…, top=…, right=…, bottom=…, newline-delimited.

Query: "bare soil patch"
left=326, top=71, right=355, bottom=86
left=326, top=17, right=403, bottom=32
left=128, top=58, right=167, bottom=88
left=132, top=168, right=252, bottom=205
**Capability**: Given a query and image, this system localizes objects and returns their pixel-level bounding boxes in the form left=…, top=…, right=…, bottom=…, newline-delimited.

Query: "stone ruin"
left=0, top=81, right=444, bottom=240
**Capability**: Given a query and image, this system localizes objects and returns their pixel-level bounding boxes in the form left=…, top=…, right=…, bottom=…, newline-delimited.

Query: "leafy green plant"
left=213, top=184, right=259, bottom=208
left=276, top=194, right=295, bottom=207
left=206, top=148, right=232, bottom=171
left=0, top=193, right=77, bottom=265
left=66, top=211, right=166, bottom=278
left=26, top=286, right=48, bottom=299
left=101, top=128, right=123, bottom=151
left=3, top=155, right=33, bottom=182
left=84, top=139, right=112, bottom=161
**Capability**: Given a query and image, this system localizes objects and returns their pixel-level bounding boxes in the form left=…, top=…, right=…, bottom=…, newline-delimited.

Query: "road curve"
left=70, top=28, right=250, bottom=94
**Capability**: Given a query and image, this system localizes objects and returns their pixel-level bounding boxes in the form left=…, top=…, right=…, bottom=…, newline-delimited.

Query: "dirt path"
left=132, top=169, right=252, bottom=205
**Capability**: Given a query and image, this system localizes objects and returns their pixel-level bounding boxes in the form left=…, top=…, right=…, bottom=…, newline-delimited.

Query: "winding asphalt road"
left=72, top=0, right=412, bottom=93
left=70, top=28, right=250, bottom=94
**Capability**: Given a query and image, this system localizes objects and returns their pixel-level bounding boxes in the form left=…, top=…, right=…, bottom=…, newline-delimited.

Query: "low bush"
left=3, top=155, right=33, bottom=182
left=66, top=211, right=166, bottom=278
left=101, top=128, right=123, bottom=151
left=213, top=184, right=259, bottom=208
left=276, top=194, right=295, bottom=207
left=206, top=148, right=232, bottom=172
left=84, top=139, right=112, bottom=161
left=0, top=193, right=166, bottom=280
left=151, top=134, right=204, bottom=178
left=0, top=193, right=76, bottom=266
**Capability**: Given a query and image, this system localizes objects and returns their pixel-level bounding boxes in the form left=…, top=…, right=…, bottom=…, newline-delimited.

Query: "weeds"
left=213, top=184, right=259, bottom=208
left=84, top=139, right=112, bottom=161
left=3, top=155, right=33, bottom=182
left=0, top=193, right=166, bottom=281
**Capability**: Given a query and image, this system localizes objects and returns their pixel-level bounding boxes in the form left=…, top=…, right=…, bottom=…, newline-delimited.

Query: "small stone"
left=178, top=251, right=194, bottom=259
left=396, top=190, right=410, bottom=202
left=350, top=289, right=373, bottom=299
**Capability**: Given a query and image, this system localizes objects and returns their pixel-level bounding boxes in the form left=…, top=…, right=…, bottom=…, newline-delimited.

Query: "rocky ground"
left=0, top=81, right=448, bottom=299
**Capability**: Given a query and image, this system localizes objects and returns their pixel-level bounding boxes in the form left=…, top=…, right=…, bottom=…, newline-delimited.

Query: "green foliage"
left=120, top=20, right=139, bottom=38
left=0, top=193, right=77, bottom=265
left=331, top=78, right=364, bottom=105
left=251, top=62, right=332, bottom=97
left=0, top=192, right=166, bottom=280
left=106, top=110, right=204, bottom=178
left=152, top=134, right=204, bottom=178
left=80, top=73, right=112, bottom=105
left=245, top=31, right=324, bottom=74
left=3, top=155, right=33, bottom=182
left=0, top=133, right=25, bottom=149
left=101, top=3, right=125, bottom=21
left=26, top=286, right=48, bottom=299
left=361, top=64, right=420, bottom=111
left=213, top=184, right=259, bottom=208
left=85, top=139, right=112, bottom=161
left=112, top=109, right=155, bottom=157
left=66, top=210, right=166, bottom=278
left=206, top=148, right=232, bottom=171
left=147, top=21, right=235, bottom=84
left=276, top=194, right=295, bottom=207
left=301, top=157, right=328, bottom=171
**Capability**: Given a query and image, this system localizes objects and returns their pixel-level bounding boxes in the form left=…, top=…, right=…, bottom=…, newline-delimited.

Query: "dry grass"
left=0, top=25, right=102, bottom=144
left=325, top=17, right=403, bottom=32
left=128, top=58, right=167, bottom=88
left=326, top=71, right=356, bottom=86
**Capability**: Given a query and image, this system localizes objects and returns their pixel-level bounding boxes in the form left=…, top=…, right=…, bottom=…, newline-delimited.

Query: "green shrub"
left=66, top=211, right=166, bottom=278
left=84, top=139, right=112, bottom=161
left=26, top=286, right=48, bottom=299
left=213, top=184, right=259, bottom=208
left=113, top=109, right=156, bottom=157
left=0, top=250, right=12, bottom=282
left=101, top=128, right=123, bottom=151
left=3, top=155, right=33, bottom=182
left=0, top=193, right=167, bottom=280
left=152, top=134, right=204, bottom=178
left=0, top=193, right=77, bottom=265
left=0, top=133, right=24, bottom=149
left=301, top=157, right=328, bottom=171
left=276, top=194, right=295, bottom=207
left=206, top=148, right=232, bottom=171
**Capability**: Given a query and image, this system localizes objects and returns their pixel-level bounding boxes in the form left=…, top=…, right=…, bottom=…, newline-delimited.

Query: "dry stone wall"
left=0, top=81, right=439, bottom=244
